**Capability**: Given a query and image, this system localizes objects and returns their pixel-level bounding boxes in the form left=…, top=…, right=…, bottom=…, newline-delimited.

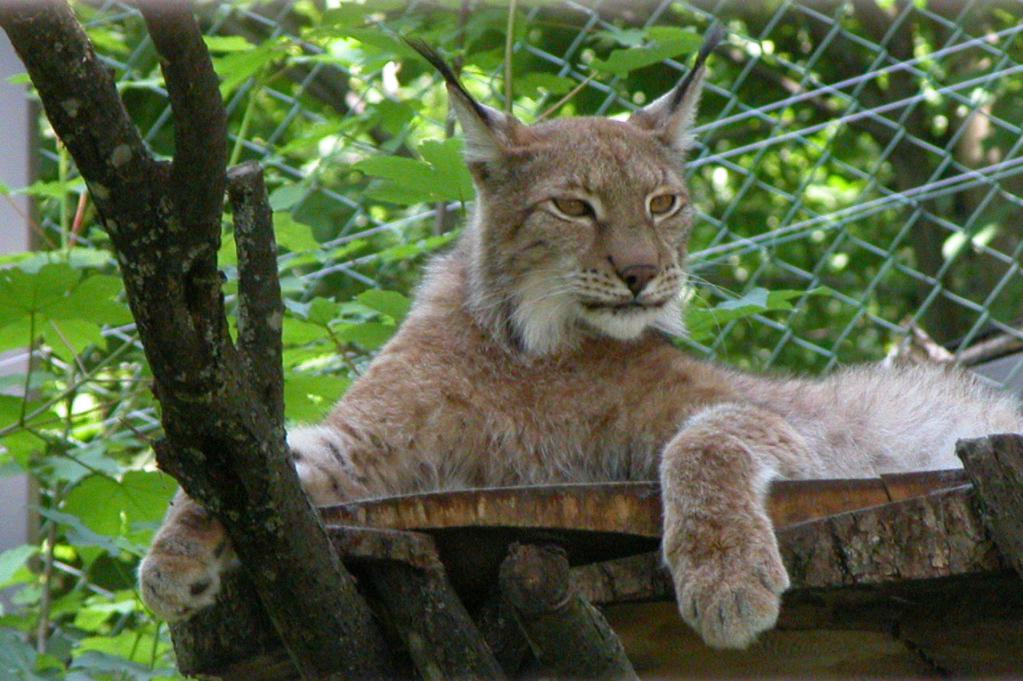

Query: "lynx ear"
left=629, top=24, right=724, bottom=154
left=404, top=38, right=522, bottom=165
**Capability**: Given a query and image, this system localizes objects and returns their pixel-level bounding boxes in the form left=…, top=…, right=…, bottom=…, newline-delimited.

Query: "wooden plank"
left=321, top=469, right=967, bottom=539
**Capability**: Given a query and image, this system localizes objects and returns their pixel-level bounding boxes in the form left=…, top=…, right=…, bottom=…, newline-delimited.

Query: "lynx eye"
left=551, top=197, right=593, bottom=219
left=649, top=194, right=678, bottom=216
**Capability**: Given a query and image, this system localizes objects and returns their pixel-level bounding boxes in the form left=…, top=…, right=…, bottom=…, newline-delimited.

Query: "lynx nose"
left=619, top=264, right=658, bottom=296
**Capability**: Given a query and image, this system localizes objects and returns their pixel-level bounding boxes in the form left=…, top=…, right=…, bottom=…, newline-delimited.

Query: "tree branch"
left=228, top=162, right=284, bottom=424
left=500, top=543, right=638, bottom=680
left=137, top=0, right=227, bottom=249
left=0, top=3, right=393, bottom=677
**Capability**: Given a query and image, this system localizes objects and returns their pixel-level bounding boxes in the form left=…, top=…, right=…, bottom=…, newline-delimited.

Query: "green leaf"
left=212, top=42, right=279, bottom=97
left=0, top=629, right=56, bottom=681
left=594, top=27, right=648, bottom=48
left=377, top=232, right=458, bottom=264
left=284, top=373, right=350, bottom=421
left=0, top=429, right=48, bottom=471
left=518, top=73, right=577, bottom=97
left=685, top=287, right=831, bottom=342
left=14, top=178, right=85, bottom=201
left=355, top=290, right=411, bottom=324
left=356, top=139, right=474, bottom=206
left=268, top=183, right=307, bottom=211
left=0, top=546, right=37, bottom=586
left=0, top=263, right=81, bottom=326
left=76, top=628, right=171, bottom=666
left=203, top=35, right=254, bottom=53
left=344, top=27, right=419, bottom=59
left=589, top=28, right=702, bottom=77
left=0, top=318, right=34, bottom=354
left=42, top=319, right=104, bottom=360
left=306, top=297, right=341, bottom=326
left=418, top=138, right=475, bottom=203
left=283, top=317, right=330, bottom=345
left=355, top=156, right=437, bottom=205
left=62, top=471, right=177, bottom=547
left=374, top=99, right=417, bottom=137
left=335, top=322, right=396, bottom=350
left=73, top=597, right=137, bottom=632
left=42, top=442, right=122, bottom=484
left=48, top=274, right=129, bottom=325
left=34, top=508, right=140, bottom=557
left=70, top=650, right=173, bottom=681
left=273, top=212, right=320, bottom=253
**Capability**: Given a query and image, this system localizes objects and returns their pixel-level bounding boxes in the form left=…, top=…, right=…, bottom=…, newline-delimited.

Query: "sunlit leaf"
left=335, top=321, right=396, bottom=350
left=589, top=28, right=702, bottom=76
left=356, top=289, right=410, bottom=324
left=685, top=287, right=831, bottom=342
left=284, top=373, right=350, bottom=421
left=62, top=471, right=177, bottom=548
left=0, top=546, right=37, bottom=586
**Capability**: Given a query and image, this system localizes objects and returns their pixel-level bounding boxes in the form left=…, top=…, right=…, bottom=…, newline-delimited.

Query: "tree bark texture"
left=0, top=2, right=391, bottom=677
left=329, top=526, right=507, bottom=680
left=957, top=433, right=1023, bottom=577
left=499, top=543, right=639, bottom=681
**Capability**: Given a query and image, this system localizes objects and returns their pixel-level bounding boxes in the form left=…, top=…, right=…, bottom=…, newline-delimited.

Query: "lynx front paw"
left=139, top=550, right=225, bottom=622
left=666, top=528, right=789, bottom=649
left=138, top=495, right=236, bottom=622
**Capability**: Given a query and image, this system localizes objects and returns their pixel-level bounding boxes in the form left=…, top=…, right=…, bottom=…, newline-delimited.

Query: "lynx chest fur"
left=324, top=258, right=738, bottom=497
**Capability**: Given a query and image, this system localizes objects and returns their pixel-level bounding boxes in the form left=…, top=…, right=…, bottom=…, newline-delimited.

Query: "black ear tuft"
left=402, top=37, right=494, bottom=126
left=402, top=35, right=521, bottom=166
left=668, top=23, right=724, bottom=112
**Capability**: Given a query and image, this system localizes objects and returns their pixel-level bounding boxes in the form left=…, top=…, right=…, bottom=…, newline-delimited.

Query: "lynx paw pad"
left=671, top=542, right=789, bottom=649
left=139, top=551, right=226, bottom=622
left=138, top=539, right=235, bottom=621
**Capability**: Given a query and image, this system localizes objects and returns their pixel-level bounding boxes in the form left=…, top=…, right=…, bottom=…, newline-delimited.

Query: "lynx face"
left=478, top=118, right=695, bottom=351
left=410, top=39, right=709, bottom=354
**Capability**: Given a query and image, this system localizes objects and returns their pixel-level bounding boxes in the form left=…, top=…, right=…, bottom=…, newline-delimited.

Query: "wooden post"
left=499, top=543, right=638, bottom=681
left=957, top=433, right=1023, bottom=577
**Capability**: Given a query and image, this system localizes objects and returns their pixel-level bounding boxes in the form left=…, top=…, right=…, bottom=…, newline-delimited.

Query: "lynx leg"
left=659, top=403, right=820, bottom=649
left=139, top=425, right=360, bottom=621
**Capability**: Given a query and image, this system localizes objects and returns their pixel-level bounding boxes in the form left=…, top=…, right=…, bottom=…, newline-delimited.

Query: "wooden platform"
left=169, top=435, right=1023, bottom=679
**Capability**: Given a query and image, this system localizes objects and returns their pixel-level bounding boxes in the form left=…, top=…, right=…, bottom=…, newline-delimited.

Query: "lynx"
left=139, top=30, right=1022, bottom=650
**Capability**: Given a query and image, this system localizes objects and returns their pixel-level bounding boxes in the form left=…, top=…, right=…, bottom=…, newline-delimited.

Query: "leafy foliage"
left=2, top=1, right=1021, bottom=678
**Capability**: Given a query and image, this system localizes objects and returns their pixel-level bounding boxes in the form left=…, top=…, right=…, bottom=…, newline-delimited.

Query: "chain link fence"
left=33, top=0, right=1023, bottom=380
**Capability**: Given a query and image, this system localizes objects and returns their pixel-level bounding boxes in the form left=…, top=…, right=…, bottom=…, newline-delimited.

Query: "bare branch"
left=500, top=543, right=638, bottom=680
left=228, top=162, right=284, bottom=425
left=137, top=0, right=227, bottom=247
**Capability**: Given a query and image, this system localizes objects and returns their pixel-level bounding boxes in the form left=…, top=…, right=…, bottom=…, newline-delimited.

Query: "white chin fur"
left=581, top=306, right=661, bottom=340
left=510, top=272, right=687, bottom=353
left=582, top=296, right=686, bottom=341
